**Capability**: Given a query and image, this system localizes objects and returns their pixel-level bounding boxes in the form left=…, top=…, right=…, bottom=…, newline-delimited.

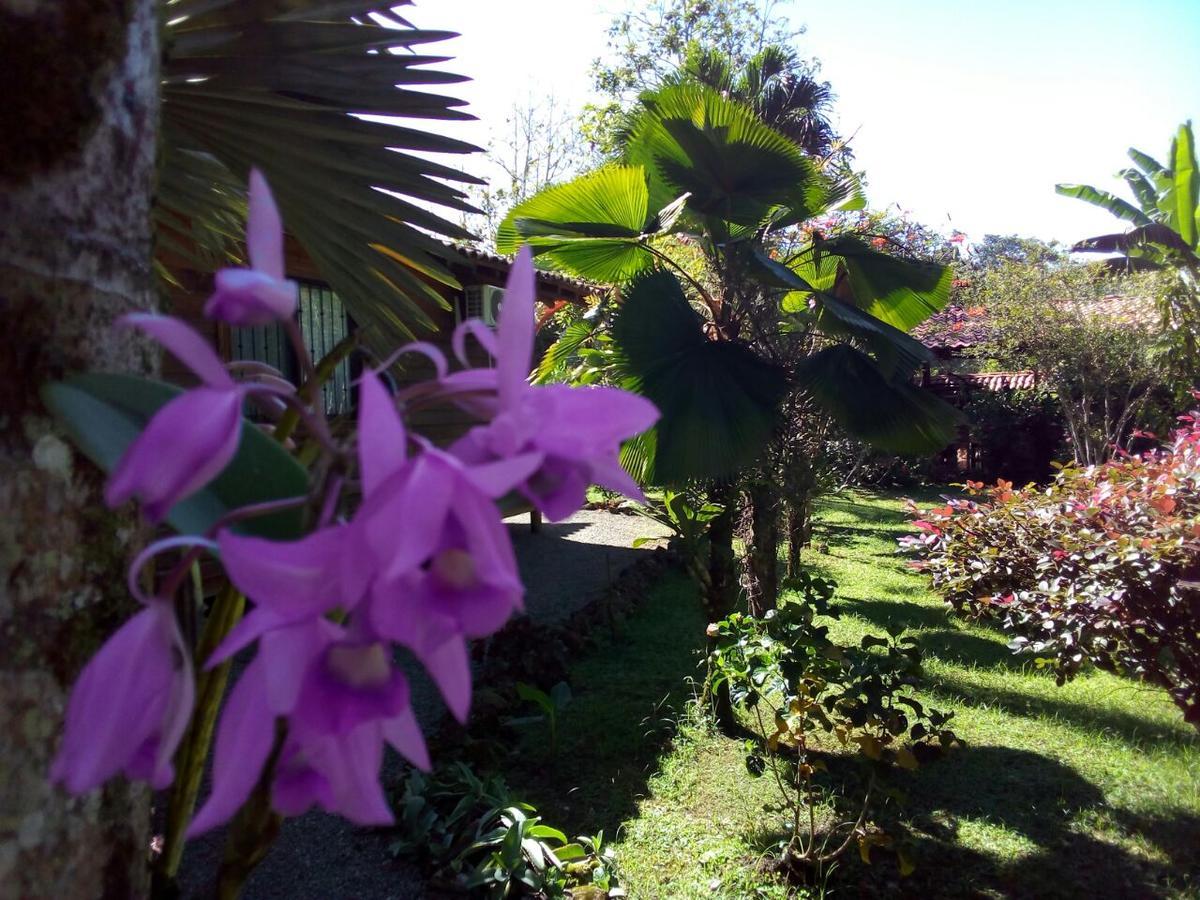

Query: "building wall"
left=164, top=240, right=592, bottom=447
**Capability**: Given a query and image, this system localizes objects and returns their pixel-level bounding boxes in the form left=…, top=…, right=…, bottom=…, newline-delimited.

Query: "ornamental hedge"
left=901, top=405, right=1200, bottom=726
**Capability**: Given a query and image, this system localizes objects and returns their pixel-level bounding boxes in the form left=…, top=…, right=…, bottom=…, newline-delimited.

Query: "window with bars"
left=228, top=281, right=354, bottom=416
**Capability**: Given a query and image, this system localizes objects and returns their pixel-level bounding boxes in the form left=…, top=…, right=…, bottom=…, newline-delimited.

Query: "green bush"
left=902, top=404, right=1200, bottom=726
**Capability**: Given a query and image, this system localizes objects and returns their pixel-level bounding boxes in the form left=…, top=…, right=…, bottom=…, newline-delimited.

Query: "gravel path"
left=177, top=509, right=669, bottom=899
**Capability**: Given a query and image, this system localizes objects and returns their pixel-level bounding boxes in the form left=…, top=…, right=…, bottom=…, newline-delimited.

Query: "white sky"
left=406, top=0, right=1200, bottom=245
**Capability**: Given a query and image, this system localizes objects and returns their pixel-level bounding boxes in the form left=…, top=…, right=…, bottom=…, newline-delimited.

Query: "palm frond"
left=160, top=0, right=483, bottom=345
left=612, top=270, right=788, bottom=483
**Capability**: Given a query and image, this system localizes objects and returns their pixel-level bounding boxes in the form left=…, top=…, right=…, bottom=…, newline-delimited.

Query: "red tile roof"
left=441, top=242, right=598, bottom=295
left=968, top=370, right=1037, bottom=391
left=912, top=293, right=1156, bottom=353
left=911, top=303, right=994, bottom=352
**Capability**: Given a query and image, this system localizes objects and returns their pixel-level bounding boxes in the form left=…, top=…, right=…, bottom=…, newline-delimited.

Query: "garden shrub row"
left=901, top=405, right=1200, bottom=725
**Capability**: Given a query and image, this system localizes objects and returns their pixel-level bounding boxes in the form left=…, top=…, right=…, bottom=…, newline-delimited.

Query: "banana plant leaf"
left=1054, top=183, right=1154, bottom=228
left=160, top=0, right=483, bottom=346
left=1071, top=223, right=1199, bottom=263
left=612, top=271, right=788, bottom=483
left=1170, top=121, right=1198, bottom=249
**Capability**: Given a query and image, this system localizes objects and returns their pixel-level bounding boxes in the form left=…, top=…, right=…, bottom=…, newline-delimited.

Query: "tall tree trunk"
left=0, top=2, right=160, bottom=896
left=747, top=480, right=779, bottom=614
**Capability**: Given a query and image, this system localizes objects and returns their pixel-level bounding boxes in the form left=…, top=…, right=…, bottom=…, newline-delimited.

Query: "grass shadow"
left=927, top=670, right=1199, bottom=751
left=499, top=571, right=708, bottom=837
left=918, top=628, right=1032, bottom=671
left=832, top=597, right=955, bottom=631
left=851, top=744, right=1200, bottom=898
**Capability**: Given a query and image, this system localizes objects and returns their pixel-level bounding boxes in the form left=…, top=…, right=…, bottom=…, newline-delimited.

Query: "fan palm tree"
left=159, top=0, right=483, bottom=346
left=497, top=81, right=959, bottom=612
left=675, top=43, right=842, bottom=159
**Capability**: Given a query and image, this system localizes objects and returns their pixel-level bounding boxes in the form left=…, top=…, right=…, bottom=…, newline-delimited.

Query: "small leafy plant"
left=507, top=681, right=574, bottom=755
left=389, top=763, right=622, bottom=898
left=707, top=573, right=957, bottom=880
left=632, top=488, right=724, bottom=589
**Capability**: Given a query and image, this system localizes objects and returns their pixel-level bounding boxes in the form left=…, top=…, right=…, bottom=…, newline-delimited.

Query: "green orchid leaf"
left=42, top=373, right=308, bottom=539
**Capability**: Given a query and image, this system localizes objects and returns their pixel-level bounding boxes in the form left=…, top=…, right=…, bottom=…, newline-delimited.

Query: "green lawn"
left=504, top=490, right=1200, bottom=899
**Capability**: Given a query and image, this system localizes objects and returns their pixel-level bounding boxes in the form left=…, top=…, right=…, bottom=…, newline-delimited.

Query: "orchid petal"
left=50, top=603, right=189, bottom=794
left=421, top=633, right=471, bottom=723
left=524, top=460, right=591, bottom=522
left=324, top=727, right=394, bottom=826
left=589, top=456, right=647, bottom=505
left=357, top=371, right=407, bottom=494
left=105, top=387, right=243, bottom=522
left=463, top=451, right=544, bottom=498
left=382, top=707, right=430, bottom=771
left=247, top=169, right=285, bottom=280
left=535, top=385, right=659, bottom=456
left=206, top=269, right=296, bottom=326
left=376, top=341, right=448, bottom=380
left=186, top=658, right=275, bottom=836
left=452, top=478, right=522, bottom=586
left=451, top=319, right=500, bottom=369
left=260, top=618, right=338, bottom=715
left=119, top=314, right=234, bottom=388
left=373, top=456, right=453, bottom=579
left=217, top=526, right=347, bottom=621
left=496, top=247, right=536, bottom=407
left=206, top=607, right=284, bottom=670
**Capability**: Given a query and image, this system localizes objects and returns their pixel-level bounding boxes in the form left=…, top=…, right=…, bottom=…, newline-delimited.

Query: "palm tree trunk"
left=747, top=480, right=779, bottom=614
left=705, top=484, right=738, bottom=730
left=0, top=2, right=159, bottom=895
left=786, top=493, right=812, bottom=577
left=706, top=485, right=738, bottom=621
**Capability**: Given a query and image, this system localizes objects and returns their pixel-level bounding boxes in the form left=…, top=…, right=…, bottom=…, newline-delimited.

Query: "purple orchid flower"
left=50, top=541, right=200, bottom=793
left=188, top=619, right=428, bottom=835
left=105, top=314, right=248, bottom=522
left=203, top=169, right=297, bottom=326
left=451, top=247, right=659, bottom=521
left=353, top=370, right=537, bottom=719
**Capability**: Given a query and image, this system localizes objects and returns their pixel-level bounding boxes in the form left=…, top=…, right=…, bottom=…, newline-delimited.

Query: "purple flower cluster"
left=50, top=173, right=657, bottom=833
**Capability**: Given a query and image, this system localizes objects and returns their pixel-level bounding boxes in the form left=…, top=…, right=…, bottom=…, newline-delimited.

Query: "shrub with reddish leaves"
left=900, top=408, right=1200, bottom=727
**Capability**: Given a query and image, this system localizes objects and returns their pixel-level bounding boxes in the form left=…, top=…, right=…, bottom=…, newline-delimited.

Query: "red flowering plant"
left=41, top=173, right=658, bottom=894
left=900, top=404, right=1200, bottom=727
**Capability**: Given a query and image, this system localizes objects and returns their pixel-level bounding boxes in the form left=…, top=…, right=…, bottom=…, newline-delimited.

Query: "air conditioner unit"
left=459, top=284, right=504, bottom=326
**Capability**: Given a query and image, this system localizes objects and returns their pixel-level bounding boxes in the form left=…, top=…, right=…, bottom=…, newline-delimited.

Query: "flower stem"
left=154, top=581, right=246, bottom=889
left=216, top=723, right=288, bottom=900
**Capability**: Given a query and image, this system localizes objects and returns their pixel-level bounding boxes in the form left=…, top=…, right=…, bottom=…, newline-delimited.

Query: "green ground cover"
left=504, top=490, right=1200, bottom=898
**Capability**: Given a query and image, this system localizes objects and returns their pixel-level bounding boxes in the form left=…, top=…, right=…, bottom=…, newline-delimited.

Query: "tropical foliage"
left=389, top=763, right=621, bottom=898
left=902, top=402, right=1200, bottom=727
left=499, top=81, right=959, bottom=486
left=967, top=261, right=1168, bottom=465
left=159, top=0, right=482, bottom=344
